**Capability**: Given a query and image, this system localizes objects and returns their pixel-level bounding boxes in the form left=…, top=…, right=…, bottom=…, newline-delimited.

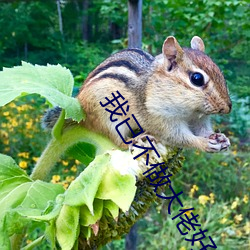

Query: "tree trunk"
left=56, top=0, right=63, bottom=36
left=128, top=0, right=142, bottom=49
left=125, top=223, right=137, bottom=250
left=82, top=0, right=89, bottom=41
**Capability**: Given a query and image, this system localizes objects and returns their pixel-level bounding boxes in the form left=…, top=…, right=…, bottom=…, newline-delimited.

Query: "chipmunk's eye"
left=190, top=72, right=204, bottom=87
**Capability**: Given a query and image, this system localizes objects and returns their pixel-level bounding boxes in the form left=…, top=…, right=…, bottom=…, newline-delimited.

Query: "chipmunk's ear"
left=162, top=36, right=184, bottom=63
left=191, top=36, right=205, bottom=52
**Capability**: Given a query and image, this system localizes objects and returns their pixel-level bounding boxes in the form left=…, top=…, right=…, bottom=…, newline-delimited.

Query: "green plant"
left=136, top=195, right=249, bottom=250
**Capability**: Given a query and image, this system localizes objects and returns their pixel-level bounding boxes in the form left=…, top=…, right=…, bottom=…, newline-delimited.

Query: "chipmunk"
left=43, top=36, right=232, bottom=153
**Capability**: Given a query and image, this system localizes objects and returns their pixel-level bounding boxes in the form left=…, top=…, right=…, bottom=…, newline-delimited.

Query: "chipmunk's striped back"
left=83, top=48, right=155, bottom=89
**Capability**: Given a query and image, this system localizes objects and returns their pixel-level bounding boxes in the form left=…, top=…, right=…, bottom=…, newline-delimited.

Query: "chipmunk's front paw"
left=129, top=133, right=156, bottom=152
left=206, top=133, right=230, bottom=152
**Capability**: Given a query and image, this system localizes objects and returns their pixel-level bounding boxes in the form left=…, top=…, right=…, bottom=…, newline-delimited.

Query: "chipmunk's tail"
left=41, top=106, right=62, bottom=130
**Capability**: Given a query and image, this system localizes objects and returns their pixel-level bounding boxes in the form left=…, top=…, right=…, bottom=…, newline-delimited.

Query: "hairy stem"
left=30, top=126, right=118, bottom=181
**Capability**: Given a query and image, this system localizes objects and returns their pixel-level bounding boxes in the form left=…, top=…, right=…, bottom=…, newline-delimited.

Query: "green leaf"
left=64, top=153, right=111, bottom=213
left=103, top=200, right=119, bottom=219
left=20, top=181, right=64, bottom=213
left=45, top=220, right=56, bottom=249
left=0, top=154, right=30, bottom=181
left=0, top=231, right=10, bottom=250
left=64, top=151, right=138, bottom=214
left=79, top=199, right=103, bottom=226
left=3, top=210, right=30, bottom=237
left=65, top=142, right=96, bottom=165
left=0, top=182, right=32, bottom=248
left=0, top=62, right=85, bottom=122
left=0, top=154, right=65, bottom=245
left=80, top=226, right=92, bottom=240
left=27, top=200, right=63, bottom=222
left=0, top=176, right=32, bottom=201
left=1, top=181, right=64, bottom=239
left=96, top=166, right=136, bottom=212
left=56, top=205, right=80, bottom=250
left=0, top=182, right=32, bottom=216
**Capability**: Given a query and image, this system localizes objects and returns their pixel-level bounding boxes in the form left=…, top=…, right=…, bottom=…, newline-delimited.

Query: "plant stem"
left=10, top=231, right=25, bottom=250
left=30, top=126, right=118, bottom=181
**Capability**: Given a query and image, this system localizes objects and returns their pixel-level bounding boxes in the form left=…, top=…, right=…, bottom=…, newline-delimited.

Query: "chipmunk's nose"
left=219, top=101, right=232, bottom=114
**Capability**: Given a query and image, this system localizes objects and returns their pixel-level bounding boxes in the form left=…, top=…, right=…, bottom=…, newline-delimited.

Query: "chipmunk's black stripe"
left=91, top=60, right=140, bottom=79
left=96, top=73, right=130, bottom=85
left=125, top=48, right=154, bottom=62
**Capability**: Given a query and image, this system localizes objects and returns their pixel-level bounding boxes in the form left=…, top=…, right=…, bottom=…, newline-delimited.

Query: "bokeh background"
left=0, top=1, right=249, bottom=249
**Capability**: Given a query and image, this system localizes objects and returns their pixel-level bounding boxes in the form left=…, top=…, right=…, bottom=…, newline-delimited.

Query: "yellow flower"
left=183, top=208, right=192, bottom=217
left=244, top=221, right=250, bottom=234
left=220, top=217, right=227, bottom=224
left=221, top=162, right=228, bottom=167
left=3, top=138, right=9, bottom=145
left=51, top=175, right=61, bottom=183
left=18, top=152, right=30, bottom=159
left=8, top=118, right=18, bottom=127
left=26, top=121, right=33, bottom=129
left=32, top=157, right=39, bottom=163
left=66, top=176, right=75, bottom=182
left=243, top=195, right=249, bottom=204
left=0, top=130, right=8, bottom=138
left=75, top=159, right=81, bottom=165
left=194, top=241, right=201, bottom=247
left=232, top=150, right=237, bottom=156
left=189, top=184, right=199, bottom=198
left=4, top=147, right=10, bottom=152
left=179, top=247, right=186, bottom=250
left=17, top=106, right=24, bottom=112
left=63, top=182, right=69, bottom=189
left=11, top=119, right=18, bottom=127
left=19, top=161, right=28, bottom=169
left=9, top=102, right=16, bottom=108
left=236, top=229, right=243, bottom=237
left=198, top=195, right=210, bottom=206
left=209, top=193, right=215, bottom=204
left=3, top=111, right=9, bottom=116
left=62, top=160, right=69, bottom=166
left=231, top=197, right=240, bottom=209
left=234, top=214, right=243, bottom=224
left=221, top=232, right=227, bottom=238
left=17, top=105, right=31, bottom=112
left=235, top=157, right=242, bottom=163
left=71, top=165, right=77, bottom=172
